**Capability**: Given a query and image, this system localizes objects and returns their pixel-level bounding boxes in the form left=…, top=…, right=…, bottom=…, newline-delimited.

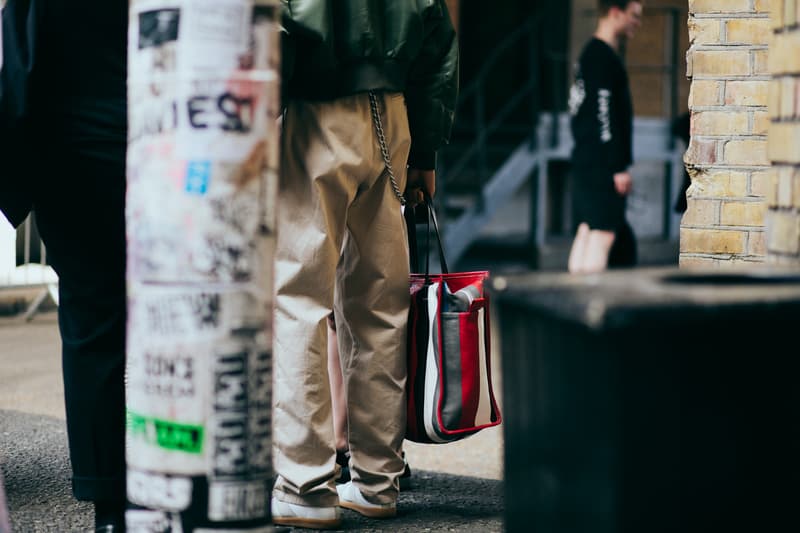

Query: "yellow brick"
left=786, top=0, right=797, bottom=24
left=680, top=228, right=747, bottom=254
left=690, top=0, right=751, bottom=13
left=690, top=80, right=722, bottom=107
left=769, top=78, right=782, bottom=118
left=678, top=256, right=719, bottom=269
left=692, top=50, right=751, bottom=76
left=721, top=201, right=766, bottom=226
left=688, top=170, right=748, bottom=197
left=725, top=140, right=770, bottom=166
left=769, top=32, right=800, bottom=74
left=725, top=80, right=770, bottom=106
left=689, top=18, right=721, bottom=45
left=765, top=168, right=780, bottom=205
left=751, top=169, right=774, bottom=198
left=771, top=0, right=785, bottom=28
left=753, top=111, right=770, bottom=135
left=756, top=0, right=776, bottom=13
left=780, top=77, right=796, bottom=118
left=767, top=211, right=800, bottom=253
left=749, top=231, right=767, bottom=255
left=726, top=19, right=772, bottom=45
left=685, top=138, right=718, bottom=166
left=691, top=111, right=749, bottom=135
left=768, top=122, right=800, bottom=163
left=777, top=166, right=795, bottom=206
left=753, top=49, right=770, bottom=75
left=793, top=170, right=800, bottom=206
left=683, top=199, right=719, bottom=225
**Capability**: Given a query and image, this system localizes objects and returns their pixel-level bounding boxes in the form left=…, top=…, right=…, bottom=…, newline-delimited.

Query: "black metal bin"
left=492, top=267, right=800, bottom=533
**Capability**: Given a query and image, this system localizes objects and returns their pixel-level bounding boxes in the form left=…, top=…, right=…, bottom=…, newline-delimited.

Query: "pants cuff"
left=72, top=474, right=126, bottom=503
left=273, top=487, right=338, bottom=508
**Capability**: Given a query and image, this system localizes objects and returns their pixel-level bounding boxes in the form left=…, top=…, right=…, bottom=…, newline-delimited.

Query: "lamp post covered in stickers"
left=125, top=1, right=280, bottom=531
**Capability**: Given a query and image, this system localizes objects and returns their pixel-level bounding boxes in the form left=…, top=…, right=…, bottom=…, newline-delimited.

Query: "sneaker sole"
left=272, top=516, right=342, bottom=529
left=339, top=499, right=397, bottom=518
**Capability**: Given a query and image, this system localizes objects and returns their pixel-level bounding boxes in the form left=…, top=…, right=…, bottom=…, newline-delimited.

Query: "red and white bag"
left=405, top=199, right=502, bottom=444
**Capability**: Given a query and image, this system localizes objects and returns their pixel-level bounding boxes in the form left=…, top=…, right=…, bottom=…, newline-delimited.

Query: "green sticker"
left=127, top=410, right=204, bottom=454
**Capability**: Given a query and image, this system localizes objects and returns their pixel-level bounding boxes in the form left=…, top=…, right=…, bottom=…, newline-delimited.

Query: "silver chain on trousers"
left=368, top=91, right=406, bottom=205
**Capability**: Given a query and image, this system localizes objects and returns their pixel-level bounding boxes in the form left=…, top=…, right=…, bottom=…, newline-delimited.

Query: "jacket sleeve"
left=582, top=57, right=630, bottom=174
left=404, top=0, right=459, bottom=170
left=0, top=0, right=39, bottom=227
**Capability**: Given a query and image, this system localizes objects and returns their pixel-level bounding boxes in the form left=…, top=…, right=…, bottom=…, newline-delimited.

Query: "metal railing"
left=0, top=214, right=58, bottom=320
left=438, top=14, right=545, bottom=211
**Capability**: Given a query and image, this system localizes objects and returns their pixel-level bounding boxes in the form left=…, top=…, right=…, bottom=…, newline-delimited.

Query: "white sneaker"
left=271, top=497, right=342, bottom=529
left=336, top=481, right=397, bottom=518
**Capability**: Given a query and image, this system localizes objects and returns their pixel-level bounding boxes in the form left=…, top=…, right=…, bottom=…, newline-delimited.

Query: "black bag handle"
left=405, top=192, right=449, bottom=279
left=405, top=205, right=419, bottom=273
left=422, top=192, right=449, bottom=278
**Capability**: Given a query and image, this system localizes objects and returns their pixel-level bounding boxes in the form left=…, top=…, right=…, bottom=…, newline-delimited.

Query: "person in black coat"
left=567, top=0, right=643, bottom=273
left=1, top=1, right=128, bottom=529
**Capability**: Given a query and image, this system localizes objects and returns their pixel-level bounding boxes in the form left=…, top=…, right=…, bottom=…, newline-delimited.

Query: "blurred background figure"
left=567, top=0, right=643, bottom=274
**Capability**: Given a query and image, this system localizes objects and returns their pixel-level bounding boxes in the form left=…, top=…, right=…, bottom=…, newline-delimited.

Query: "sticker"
left=207, top=479, right=269, bottom=521
left=210, top=412, right=270, bottom=477
left=125, top=508, right=183, bottom=533
left=136, top=351, right=196, bottom=398
left=195, top=529, right=271, bottom=533
left=127, top=469, right=193, bottom=512
left=138, top=9, right=181, bottom=49
left=185, top=160, right=211, bottom=195
left=128, top=410, right=204, bottom=454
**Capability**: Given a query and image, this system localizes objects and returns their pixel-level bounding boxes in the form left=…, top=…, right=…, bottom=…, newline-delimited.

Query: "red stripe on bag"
left=458, top=311, right=480, bottom=428
left=406, top=287, right=422, bottom=441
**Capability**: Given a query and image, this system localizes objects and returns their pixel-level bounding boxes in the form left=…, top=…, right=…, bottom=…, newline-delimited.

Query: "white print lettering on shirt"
left=568, top=77, right=585, bottom=116
left=598, top=88, right=612, bottom=142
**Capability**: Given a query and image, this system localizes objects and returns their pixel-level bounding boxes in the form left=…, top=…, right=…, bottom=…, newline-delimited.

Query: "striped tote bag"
left=405, top=199, right=502, bottom=444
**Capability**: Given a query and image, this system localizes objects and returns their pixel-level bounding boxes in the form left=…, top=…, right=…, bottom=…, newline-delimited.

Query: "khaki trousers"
left=273, top=92, right=410, bottom=507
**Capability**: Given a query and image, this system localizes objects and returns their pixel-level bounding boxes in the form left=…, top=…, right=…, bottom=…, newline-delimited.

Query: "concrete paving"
left=0, top=311, right=504, bottom=532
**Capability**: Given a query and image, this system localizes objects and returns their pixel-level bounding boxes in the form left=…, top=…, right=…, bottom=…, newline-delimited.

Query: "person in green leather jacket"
left=272, top=1, right=458, bottom=528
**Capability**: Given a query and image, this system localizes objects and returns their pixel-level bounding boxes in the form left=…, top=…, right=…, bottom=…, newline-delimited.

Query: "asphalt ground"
left=0, top=310, right=504, bottom=532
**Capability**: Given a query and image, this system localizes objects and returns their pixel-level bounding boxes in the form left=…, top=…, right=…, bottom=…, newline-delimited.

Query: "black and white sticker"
left=207, top=479, right=269, bottom=522
left=128, top=469, right=193, bottom=512
left=125, top=508, right=183, bottom=533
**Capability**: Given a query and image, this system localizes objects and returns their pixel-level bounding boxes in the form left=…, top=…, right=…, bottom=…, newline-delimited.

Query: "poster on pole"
left=126, top=1, right=279, bottom=530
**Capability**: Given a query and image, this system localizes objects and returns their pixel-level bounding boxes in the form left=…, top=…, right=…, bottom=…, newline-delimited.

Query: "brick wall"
left=682, top=0, right=772, bottom=267
left=766, top=1, right=800, bottom=262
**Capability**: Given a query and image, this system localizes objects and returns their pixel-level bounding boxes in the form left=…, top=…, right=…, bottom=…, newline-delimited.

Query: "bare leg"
left=582, top=229, right=616, bottom=273
left=327, top=317, right=348, bottom=452
left=568, top=223, right=590, bottom=273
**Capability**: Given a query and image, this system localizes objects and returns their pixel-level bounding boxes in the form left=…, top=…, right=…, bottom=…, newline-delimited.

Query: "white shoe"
left=271, top=497, right=342, bottom=529
left=336, top=481, right=397, bottom=518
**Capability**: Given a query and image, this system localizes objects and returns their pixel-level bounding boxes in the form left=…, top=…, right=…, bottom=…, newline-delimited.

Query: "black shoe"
left=94, top=500, right=124, bottom=532
left=336, top=449, right=351, bottom=484
left=400, top=451, right=412, bottom=490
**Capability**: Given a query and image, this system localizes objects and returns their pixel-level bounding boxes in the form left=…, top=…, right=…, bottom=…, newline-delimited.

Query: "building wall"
left=766, top=0, right=800, bottom=262
left=682, top=0, right=771, bottom=267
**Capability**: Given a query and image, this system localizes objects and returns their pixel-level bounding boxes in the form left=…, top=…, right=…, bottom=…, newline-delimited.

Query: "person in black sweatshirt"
left=1, top=1, right=128, bottom=530
left=567, top=0, right=643, bottom=273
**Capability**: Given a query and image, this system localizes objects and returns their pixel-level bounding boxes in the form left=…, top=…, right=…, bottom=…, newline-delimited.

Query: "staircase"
left=436, top=15, right=545, bottom=269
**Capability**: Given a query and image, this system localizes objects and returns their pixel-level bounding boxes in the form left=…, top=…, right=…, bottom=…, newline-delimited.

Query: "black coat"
left=0, top=0, right=42, bottom=227
left=0, top=0, right=127, bottom=228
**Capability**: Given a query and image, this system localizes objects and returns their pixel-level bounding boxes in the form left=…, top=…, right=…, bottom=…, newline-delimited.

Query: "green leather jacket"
left=281, top=0, right=459, bottom=169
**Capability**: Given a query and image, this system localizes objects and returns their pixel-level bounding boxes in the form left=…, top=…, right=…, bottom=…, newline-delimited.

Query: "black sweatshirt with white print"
left=569, top=38, right=633, bottom=176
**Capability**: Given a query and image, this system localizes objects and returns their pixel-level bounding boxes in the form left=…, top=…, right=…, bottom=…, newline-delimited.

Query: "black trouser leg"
left=34, top=155, right=127, bottom=504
